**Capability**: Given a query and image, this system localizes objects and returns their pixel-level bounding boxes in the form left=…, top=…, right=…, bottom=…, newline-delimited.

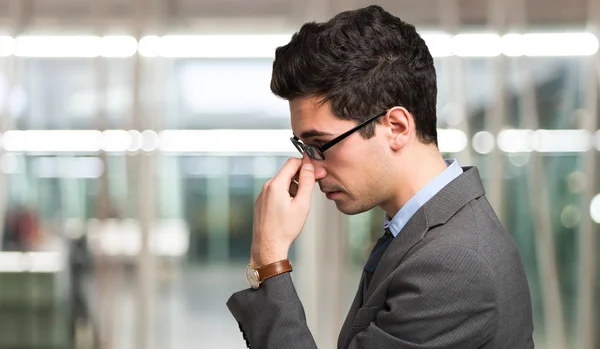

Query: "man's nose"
left=302, top=153, right=327, bottom=180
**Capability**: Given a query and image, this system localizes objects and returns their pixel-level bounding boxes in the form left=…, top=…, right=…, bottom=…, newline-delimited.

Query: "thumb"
left=294, top=163, right=316, bottom=206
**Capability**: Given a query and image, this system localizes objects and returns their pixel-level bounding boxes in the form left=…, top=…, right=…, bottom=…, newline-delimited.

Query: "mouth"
left=324, top=191, right=343, bottom=200
left=320, top=182, right=345, bottom=200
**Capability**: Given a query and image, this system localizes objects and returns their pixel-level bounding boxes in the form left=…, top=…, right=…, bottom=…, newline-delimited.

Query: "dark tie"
left=362, top=227, right=394, bottom=300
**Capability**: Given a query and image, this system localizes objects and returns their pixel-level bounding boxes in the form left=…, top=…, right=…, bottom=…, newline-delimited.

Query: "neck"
left=380, top=144, right=449, bottom=218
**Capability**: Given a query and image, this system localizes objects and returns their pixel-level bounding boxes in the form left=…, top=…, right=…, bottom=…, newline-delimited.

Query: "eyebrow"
left=297, top=129, right=334, bottom=139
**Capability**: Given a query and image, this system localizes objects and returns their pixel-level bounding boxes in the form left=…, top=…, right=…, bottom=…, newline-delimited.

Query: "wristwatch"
left=245, top=259, right=293, bottom=289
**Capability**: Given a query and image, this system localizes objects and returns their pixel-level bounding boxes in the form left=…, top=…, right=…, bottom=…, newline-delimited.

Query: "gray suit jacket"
left=227, top=166, right=535, bottom=348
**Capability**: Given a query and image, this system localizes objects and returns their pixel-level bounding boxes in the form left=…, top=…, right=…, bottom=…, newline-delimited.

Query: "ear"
left=384, top=106, right=413, bottom=151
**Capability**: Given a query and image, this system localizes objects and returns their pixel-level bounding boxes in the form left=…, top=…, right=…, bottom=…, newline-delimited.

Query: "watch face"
left=245, top=265, right=260, bottom=289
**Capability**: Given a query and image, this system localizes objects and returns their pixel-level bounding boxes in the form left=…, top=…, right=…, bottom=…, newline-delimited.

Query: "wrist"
left=245, top=259, right=293, bottom=289
left=250, top=246, right=288, bottom=267
left=250, top=255, right=288, bottom=267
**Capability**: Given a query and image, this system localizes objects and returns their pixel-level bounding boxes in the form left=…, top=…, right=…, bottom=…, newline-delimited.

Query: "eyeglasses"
left=290, top=110, right=387, bottom=161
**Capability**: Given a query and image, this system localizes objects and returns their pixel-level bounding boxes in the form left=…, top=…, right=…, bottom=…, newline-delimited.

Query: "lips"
left=324, top=190, right=343, bottom=200
left=319, top=184, right=340, bottom=193
left=320, top=183, right=344, bottom=199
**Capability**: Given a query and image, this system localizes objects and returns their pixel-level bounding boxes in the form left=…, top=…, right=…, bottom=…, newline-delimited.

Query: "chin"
left=333, top=200, right=373, bottom=215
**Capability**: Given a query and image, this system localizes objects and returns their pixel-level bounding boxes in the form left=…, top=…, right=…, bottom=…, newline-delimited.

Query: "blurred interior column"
left=0, top=0, right=24, bottom=250
left=0, top=49, right=8, bottom=252
left=130, top=0, right=164, bottom=347
left=297, top=190, right=347, bottom=349
left=576, top=0, right=600, bottom=347
left=90, top=1, right=118, bottom=348
left=486, top=0, right=508, bottom=223
left=207, top=157, right=230, bottom=263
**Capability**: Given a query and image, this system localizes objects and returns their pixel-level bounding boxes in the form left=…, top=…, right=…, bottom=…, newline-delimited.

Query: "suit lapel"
left=364, top=166, right=487, bottom=304
left=364, top=208, right=428, bottom=302
left=337, top=166, right=487, bottom=348
left=337, top=272, right=365, bottom=349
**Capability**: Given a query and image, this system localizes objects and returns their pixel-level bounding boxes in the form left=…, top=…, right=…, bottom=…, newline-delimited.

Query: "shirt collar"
left=384, top=158, right=463, bottom=237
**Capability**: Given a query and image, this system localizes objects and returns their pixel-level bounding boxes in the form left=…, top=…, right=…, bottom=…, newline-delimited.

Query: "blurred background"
left=0, top=0, right=599, bottom=348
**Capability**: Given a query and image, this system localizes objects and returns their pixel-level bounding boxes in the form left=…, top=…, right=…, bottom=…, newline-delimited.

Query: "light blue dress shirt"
left=384, top=159, right=463, bottom=237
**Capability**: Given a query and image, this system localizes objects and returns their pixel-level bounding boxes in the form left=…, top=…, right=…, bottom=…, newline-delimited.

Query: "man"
left=227, top=5, right=534, bottom=349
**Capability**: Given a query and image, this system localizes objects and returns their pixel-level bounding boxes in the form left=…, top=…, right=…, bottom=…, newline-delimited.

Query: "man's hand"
left=250, top=156, right=316, bottom=267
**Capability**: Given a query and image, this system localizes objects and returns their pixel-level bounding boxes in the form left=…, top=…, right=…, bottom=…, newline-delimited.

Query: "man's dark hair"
left=271, top=5, right=438, bottom=146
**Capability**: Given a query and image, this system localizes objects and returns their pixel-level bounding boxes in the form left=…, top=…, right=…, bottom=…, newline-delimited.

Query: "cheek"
left=328, top=142, right=381, bottom=184
left=335, top=137, right=373, bottom=162
left=326, top=144, right=363, bottom=170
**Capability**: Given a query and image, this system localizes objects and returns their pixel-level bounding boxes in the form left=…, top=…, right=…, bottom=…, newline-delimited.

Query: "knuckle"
left=262, top=179, right=274, bottom=191
left=286, top=157, right=300, bottom=166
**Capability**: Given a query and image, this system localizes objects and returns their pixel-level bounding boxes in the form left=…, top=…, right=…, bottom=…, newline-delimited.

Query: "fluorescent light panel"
left=0, top=36, right=15, bottom=56
left=159, top=129, right=296, bottom=153
left=143, top=32, right=599, bottom=58
left=591, top=194, right=600, bottom=224
left=86, top=218, right=189, bottom=257
left=503, top=32, right=599, bottom=57
left=0, top=252, right=63, bottom=273
left=1, top=129, right=598, bottom=154
left=438, top=128, right=468, bottom=153
left=497, top=129, right=595, bottom=153
left=1, top=130, right=145, bottom=153
left=0, top=129, right=467, bottom=153
left=141, top=34, right=293, bottom=58
left=2, top=130, right=104, bottom=152
left=532, top=129, right=593, bottom=152
left=13, top=35, right=137, bottom=58
left=472, top=131, right=495, bottom=154
left=452, top=33, right=503, bottom=57
left=0, top=32, right=597, bottom=58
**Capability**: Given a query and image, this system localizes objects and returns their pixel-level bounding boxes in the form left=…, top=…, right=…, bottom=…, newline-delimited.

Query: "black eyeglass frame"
left=290, top=110, right=387, bottom=161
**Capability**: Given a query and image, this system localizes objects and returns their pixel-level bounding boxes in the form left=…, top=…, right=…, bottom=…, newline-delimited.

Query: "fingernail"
left=303, top=164, right=314, bottom=171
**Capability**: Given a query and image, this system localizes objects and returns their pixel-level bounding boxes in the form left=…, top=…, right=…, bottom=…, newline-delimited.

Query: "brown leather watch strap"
left=256, top=259, right=292, bottom=282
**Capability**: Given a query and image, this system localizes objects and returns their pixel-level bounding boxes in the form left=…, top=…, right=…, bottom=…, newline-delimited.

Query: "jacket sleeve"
left=226, top=272, right=318, bottom=349
left=227, top=244, right=501, bottom=349
left=345, top=244, right=499, bottom=349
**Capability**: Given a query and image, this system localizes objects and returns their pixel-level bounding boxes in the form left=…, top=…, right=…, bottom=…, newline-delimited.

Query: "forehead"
left=289, top=97, right=346, bottom=137
left=290, top=97, right=330, bottom=122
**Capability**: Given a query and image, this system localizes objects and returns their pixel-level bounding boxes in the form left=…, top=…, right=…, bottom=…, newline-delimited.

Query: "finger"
left=294, top=163, right=316, bottom=205
left=264, top=178, right=273, bottom=187
left=288, top=170, right=300, bottom=197
left=261, top=179, right=272, bottom=194
left=272, top=157, right=302, bottom=188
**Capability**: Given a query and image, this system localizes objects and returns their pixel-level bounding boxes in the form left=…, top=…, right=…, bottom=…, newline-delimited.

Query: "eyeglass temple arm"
left=319, top=112, right=386, bottom=152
